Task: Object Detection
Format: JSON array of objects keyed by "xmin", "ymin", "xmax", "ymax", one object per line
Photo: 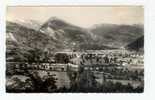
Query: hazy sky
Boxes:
[{"xmin": 7, "ymin": 6, "xmax": 143, "ymax": 28}]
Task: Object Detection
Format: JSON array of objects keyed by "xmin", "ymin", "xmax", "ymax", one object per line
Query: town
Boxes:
[{"xmin": 6, "ymin": 49, "xmax": 144, "ymax": 92}]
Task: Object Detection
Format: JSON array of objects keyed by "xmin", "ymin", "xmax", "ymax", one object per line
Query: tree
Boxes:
[
  {"xmin": 22, "ymin": 68, "xmax": 57, "ymax": 92},
  {"xmin": 27, "ymin": 48, "xmax": 43, "ymax": 62},
  {"xmin": 54, "ymin": 53, "xmax": 69, "ymax": 63},
  {"xmin": 68, "ymin": 67, "xmax": 98, "ymax": 92}
]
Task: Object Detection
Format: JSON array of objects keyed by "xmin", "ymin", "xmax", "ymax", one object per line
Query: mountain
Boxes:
[
  {"xmin": 39, "ymin": 17, "xmax": 112, "ymax": 50},
  {"xmin": 6, "ymin": 21, "xmax": 59, "ymax": 61},
  {"xmin": 6, "ymin": 17, "xmax": 144, "ymax": 61},
  {"xmin": 90, "ymin": 24, "xmax": 144, "ymax": 48},
  {"xmin": 6, "ymin": 17, "xmax": 112, "ymax": 61},
  {"xmin": 126, "ymin": 35, "xmax": 144, "ymax": 51}
]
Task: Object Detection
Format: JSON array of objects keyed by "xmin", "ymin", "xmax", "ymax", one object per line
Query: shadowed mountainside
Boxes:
[{"xmin": 126, "ymin": 35, "xmax": 144, "ymax": 51}]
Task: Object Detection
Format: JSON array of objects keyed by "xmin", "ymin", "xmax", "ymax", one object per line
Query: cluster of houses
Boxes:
[
  {"xmin": 68, "ymin": 50, "xmax": 143, "ymax": 68},
  {"xmin": 7, "ymin": 62, "xmax": 67, "ymax": 71},
  {"xmin": 8, "ymin": 49, "xmax": 144, "ymax": 72}
]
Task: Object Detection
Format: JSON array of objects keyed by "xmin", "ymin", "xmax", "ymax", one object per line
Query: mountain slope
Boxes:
[
  {"xmin": 126, "ymin": 35, "xmax": 144, "ymax": 51},
  {"xmin": 6, "ymin": 21, "xmax": 60, "ymax": 61},
  {"xmin": 39, "ymin": 17, "xmax": 112, "ymax": 50},
  {"xmin": 90, "ymin": 24, "xmax": 144, "ymax": 48}
]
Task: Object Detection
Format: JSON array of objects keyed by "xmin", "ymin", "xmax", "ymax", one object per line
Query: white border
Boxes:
[
  {"xmin": 7, "ymin": 0, "xmax": 144, "ymax": 5},
  {"xmin": 1, "ymin": 0, "xmax": 155, "ymax": 100}
]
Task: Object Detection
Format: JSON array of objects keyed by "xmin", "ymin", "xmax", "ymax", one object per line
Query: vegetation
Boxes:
[
  {"xmin": 65, "ymin": 67, "xmax": 143, "ymax": 93},
  {"xmin": 6, "ymin": 67, "xmax": 57, "ymax": 93}
]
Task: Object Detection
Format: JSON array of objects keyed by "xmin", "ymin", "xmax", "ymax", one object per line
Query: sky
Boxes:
[{"xmin": 7, "ymin": 6, "xmax": 144, "ymax": 28}]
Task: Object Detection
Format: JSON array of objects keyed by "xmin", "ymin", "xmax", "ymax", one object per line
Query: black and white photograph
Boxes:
[{"xmin": 6, "ymin": 6, "xmax": 144, "ymax": 93}]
